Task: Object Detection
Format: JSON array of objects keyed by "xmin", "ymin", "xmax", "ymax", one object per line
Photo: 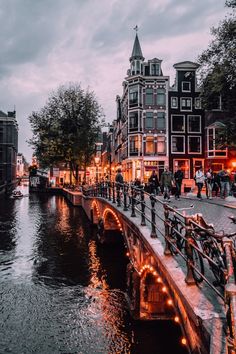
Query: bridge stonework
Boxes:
[{"xmin": 82, "ymin": 195, "xmax": 226, "ymax": 354}]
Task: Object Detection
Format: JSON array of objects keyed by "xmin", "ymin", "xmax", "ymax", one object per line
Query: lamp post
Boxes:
[{"xmin": 94, "ymin": 156, "xmax": 100, "ymax": 184}]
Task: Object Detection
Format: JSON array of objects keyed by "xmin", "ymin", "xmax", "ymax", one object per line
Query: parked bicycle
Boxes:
[
  {"xmin": 167, "ymin": 205, "xmax": 204, "ymax": 283},
  {"xmin": 193, "ymin": 220, "xmax": 236, "ymax": 287}
]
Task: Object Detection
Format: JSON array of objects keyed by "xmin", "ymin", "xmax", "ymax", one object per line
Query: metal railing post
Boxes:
[
  {"xmin": 140, "ymin": 189, "xmax": 146, "ymax": 226},
  {"xmin": 117, "ymin": 184, "xmax": 121, "ymax": 207},
  {"xmin": 164, "ymin": 204, "xmax": 171, "ymax": 255},
  {"xmin": 123, "ymin": 184, "xmax": 128, "ymax": 211},
  {"xmin": 184, "ymin": 216, "xmax": 196, "ymax": 285},
  {"xmin": 150, "ymin": 195, "xmax": 157, "ymax": 238},
  {"xmin": 131, "ymin": 186, "xmax": 136, "ymax": 217},
  {"xmin": 112, "ymin": 182, "xmax": 116, "ymax": 203},
  {"xmin": 108, "ymin": 182, "xmax": 111, "ymax": 201}
]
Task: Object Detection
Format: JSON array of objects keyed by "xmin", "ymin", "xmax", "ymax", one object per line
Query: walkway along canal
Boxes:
[{"xmin": 0, "ymin": 187, "xmax": 188, "ymax": 354}]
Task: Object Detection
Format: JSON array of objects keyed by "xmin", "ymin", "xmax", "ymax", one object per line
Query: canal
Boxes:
[{"xmin": 0, "ymin": 187, "xmax": 188, "ymax": 354}]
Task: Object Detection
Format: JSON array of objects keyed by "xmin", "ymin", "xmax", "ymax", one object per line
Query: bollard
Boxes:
[
  {"xmin": 140, "ymin": 189, "xmax": 146, "ymax": 226},
  {"xmin": 123, "ymin": 184, "xmax": 128, "ymax": 211},
  {"xmin": 184, "ymin": 216, "xmax": 196, "ymax": 285},
  {"xmin": 131, "ymin": 186, "xmax": 136, "ymax": 217},
  {"xmin": 150, "ymin": 195, "xmax": 157, "ymax": 238},
  {"xmin": 164, "ymin": 204, "xmax": 171, "ymax": 255}
]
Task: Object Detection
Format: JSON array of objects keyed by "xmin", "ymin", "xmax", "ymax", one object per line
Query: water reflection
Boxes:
[{"xmin": 0, "ymin": 188, "xmax": 188, "ymax": 354}]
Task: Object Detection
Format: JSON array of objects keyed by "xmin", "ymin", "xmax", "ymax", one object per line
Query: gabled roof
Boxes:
[
  {"xmin": 130, "ymin": 34, "xmax": 144, "ymax": 62},
  {"xmin": 173, "ymin": 61, "xmax": 200, "ymax": 70}
]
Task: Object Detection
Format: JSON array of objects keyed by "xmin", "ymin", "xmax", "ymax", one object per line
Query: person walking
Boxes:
[
  {"xmin": 174, "ymin": 167, "xmax": 184, "ymax": 200},
  {"xmin": 148, "ymin": 170, "xmax": 160, "ymax": 195},
  {"xmin": 195, "ymin": 167, "xmax": 205, "ymax": 200},
  {"xmin": 160, "ymin": 166, "xmax": 174, "ymax": 201},
  {"xmin": 205, "ymin": 168, "xmax": 214, "ymax": 199},
  {"xmin": 218, "ymin": 169, "xmax": 230, "ymax": 198}
]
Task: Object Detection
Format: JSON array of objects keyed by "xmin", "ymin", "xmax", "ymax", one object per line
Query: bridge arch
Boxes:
[
  {"xmin": 91, "ymin": 200, "xmax": 100, "ymax": 223},
  {"xmin": 102, "ymin": 207, "xmax": 123, "ymax": 232}
]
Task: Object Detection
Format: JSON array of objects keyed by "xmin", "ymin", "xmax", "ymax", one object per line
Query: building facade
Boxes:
[
  {"xmin": 0, "ymin": 110, "xmax": 18, "ymax": 192},
  {"xmin": 17, "ymin": 153, "xmax": 28, "ymax": 178},
  {"xmin": 168, "ymin": 62, "xmax": 204, "ymax": 185},
  {"xmin": 117, "ymin": 34, "xmax": 169, "ymax": 182}
]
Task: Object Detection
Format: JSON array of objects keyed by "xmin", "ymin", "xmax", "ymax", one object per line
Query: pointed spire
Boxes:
[{"xmin": 130, "ymin": 33, "xmax": 144, "ymax": 62}]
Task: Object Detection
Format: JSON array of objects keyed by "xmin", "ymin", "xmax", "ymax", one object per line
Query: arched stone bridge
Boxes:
[{"xmin": 81, "ymin": 194, "xmax": 226, "ymax": 354}]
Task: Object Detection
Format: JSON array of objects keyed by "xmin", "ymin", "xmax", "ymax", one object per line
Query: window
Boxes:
[
  {"xmin": 171, "ymin": 97, "xmax": 178, "ymax": 109},
  {"xmin": 145, "ymin": 136, "xmax": 155, "ymax": 155},
  {"xmin": 173, "ymin": 159, "xmax": 190, "ymax": 178},
  {"xmin": 195, "ymin": 98, "xmax": 201, "ymax": 109},
  {"xmin": 188, "ymin": 136, "xmax": 201, "ymax": 153},
  {"xmin": 145, "ymin": 88, "xmax": 153, "ymax": 105},
  {"xmin": 129, "ymin": 112, "xmax": 138, "ymax": 131},
  {"xmin": 129, "ymin": 85, "xmax": 138, "ymax": 106},
  {"xmin": 151, "ymin": 63, "xmax": 160, "ymax": 76},
  {"xmin": 181, "ymin": 98, "xmax": 192, "ymax": 111},
  {"xmin": 188, "ymin": 115, "xmax": 201, "ymax": 133},
  {"xmin": 157, "ymin": 136, "xmax": 165, "ymax": 153},
  {"xmin": 129, "ymin": 135, "xmax": 139, "ymax": 155},
  {"xmin": 171, "ymin": 136, "xmax": 185, "ymax": 153},
  {"xmin": 157, "ymin": 112, "xmax": 165, "ymax": 130},
  {"xmin": 207, "ymin": 127, "xmax": 227, "ymax": 157},
  {"xmin": 157, "ymin": 88, "xmax": 165, "ymax": 105},
  {"xmin": 171, "ymin": 115, "xmax": 185, "ymax": 132},
  {"xmin": 145, "ymin": 112, "xmax": 154, "ymax": 129},
  {"xmin": 182, "ymin": 82, "xmax": 191, "ymax": 92}
]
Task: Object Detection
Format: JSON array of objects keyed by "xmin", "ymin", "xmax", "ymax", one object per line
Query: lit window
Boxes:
[
  {"xmin": 129, "ymin": 135, "xmax": 139, "ymax": 155},
  {"xmin": 172, "ymin": 136, "xmax": 185, "ymax": 153},
  {"xmin": 188, "ymin": 136, "xmax": 201, "ymax": 153},
  {"xmin": 172, "ymin": 115, "xmax": 185, "ymax": 132},
  {"xmin": 188, "ymin": 115, "xmax": 201, "ymax": 133},
  {"xmin": 171, "ymin": 97, "xmax": 178, "ymax": 109},
  {"xmin": 145, "ymin": 136, "xmax": 155, "ymax": 154},
  {"xmin": 157, "ymin": 136, "xmax": 165, "ymax": 153}
]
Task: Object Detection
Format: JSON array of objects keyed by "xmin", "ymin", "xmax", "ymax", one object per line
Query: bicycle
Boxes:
[
  {"xmin": 167, "ymin": 207, "xmax": 204, "ymax": 283},
  {"xmin": 195, "ymin": 223, "xmax": 236, "ymax": 287}
]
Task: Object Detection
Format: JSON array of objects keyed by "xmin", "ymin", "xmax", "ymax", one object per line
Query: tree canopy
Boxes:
[
  {"xmin": 28, "ymin": 83, "xmax": 104, "ymax": 181},
  {"xmin": 198, "ymin": 1, "xmax": 236, "ymax": 146}
]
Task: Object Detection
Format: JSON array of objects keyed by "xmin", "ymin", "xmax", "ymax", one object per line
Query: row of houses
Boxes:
[{"xmin": 99, "ymin": 34, "xmax": 235, "ymax": 186}]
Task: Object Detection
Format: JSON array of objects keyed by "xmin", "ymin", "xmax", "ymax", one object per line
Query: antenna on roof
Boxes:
[{"xmin": 133, "ymin": 25, "xmax": 139, "ymax": 33}]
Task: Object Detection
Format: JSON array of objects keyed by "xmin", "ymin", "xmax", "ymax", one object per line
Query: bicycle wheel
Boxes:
[
  {"xmin": 191, "ymin": 240, "xmax": 204, "ymax": 283},
  {"xmin": 210, "ymin": 249, "xmax": 226, "ymax": 287},
  {"xmin": 169, "ymin": 221, "xmax": 184, "ymax": 255}
]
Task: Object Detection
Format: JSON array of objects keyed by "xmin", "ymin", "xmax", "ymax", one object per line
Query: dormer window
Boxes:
[{"xmin": 151, "ymin": 63, "xmax": 160, "ymax": 76}]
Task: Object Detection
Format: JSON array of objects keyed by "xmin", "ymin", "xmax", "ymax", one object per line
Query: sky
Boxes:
[{"xmin": 0, "ymin": 0, "xmax": 229, "ymax": 162}]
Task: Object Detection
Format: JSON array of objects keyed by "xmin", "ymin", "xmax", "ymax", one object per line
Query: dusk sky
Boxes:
[{"xmin": 0, "ymin": 0, "xmax": 229, "ymax": 162}]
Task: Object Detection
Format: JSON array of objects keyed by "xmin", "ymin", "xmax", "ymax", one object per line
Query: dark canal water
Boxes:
[{"xmin": 0, "ymin": 187, "xmax": 188, "ymax": 354}]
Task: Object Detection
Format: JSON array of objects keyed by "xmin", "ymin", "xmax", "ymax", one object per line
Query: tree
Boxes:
[
  {"xmin": 28, "ymin": 83, "xmax": 104, "ymax": 182},
  {"xmin": 198, "ymin": 1, "xmax": 236, "ymax": 146}
]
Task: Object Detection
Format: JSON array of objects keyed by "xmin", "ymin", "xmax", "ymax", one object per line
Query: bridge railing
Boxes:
[{"xmin": 85, "ymin": 181, "xmax": 236, "ymax": 352}]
